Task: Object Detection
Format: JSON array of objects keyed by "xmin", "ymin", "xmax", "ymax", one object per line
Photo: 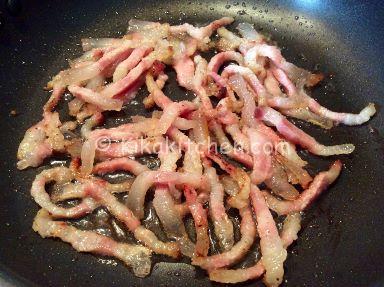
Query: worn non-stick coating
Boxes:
[{"xmin": 0, "ymin": 0, "xmax": 383, "ymax": 286}]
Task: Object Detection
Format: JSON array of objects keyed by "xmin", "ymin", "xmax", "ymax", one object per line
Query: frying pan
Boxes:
[{"xmin": 0, "ymin": 0, "xmax": 383, "ymax": 286}]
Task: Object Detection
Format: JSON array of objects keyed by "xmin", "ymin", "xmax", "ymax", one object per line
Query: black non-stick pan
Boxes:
[{"xmin": 0, "ymin": 0, "xmax": 383, "ymax": 286}]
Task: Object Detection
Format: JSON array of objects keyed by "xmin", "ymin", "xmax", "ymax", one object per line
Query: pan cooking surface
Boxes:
[{"xmin": 0, "ymin": 1, "xmax": 383, "ymax": 286}]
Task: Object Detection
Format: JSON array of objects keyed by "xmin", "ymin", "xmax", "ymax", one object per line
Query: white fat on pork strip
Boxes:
[
  {"xmin": 281, "ymin": 212, "xmax": 302, "ymax": 248},
  {"xmin": 282, "ymin": 107, "xmax": 334, "ymax": 129}
]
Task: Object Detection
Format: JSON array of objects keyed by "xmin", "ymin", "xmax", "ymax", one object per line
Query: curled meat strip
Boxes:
[
  {"xmin": 31, "ymin": 167, "xmax": 97, "ymax": 218},
  {"xmin": 305, "ymin": 94, "xmax": 376, "ymax": 126},
  {"xmin": 265, "ymin": 159, "xmax": 300, "ymax": 200},
  {"xmin": 153, "ymin": 146, "xmax": 196, "ymax": 257},
  {"xmin": 157, "ymin": 101, "xmax": 196, "ymax": 134},
  {"xmin": 251, "ymin": 184, "xmax": 287, "ymax": 286},
  {"xmin": 51, "ymin": 180, "xmax": 134, "ymax": 202},
  {"xmin": 272, "ymin": 67, "xmax": 376, "ymax": 125},
  {"xmin": 271, "ymin": 66, "xmax": 375, "ymax": 126},
  {"xmin": 33, "ymin": 209, "xmax": 152, "ymax": 278},
  {"xmin": 207, "ymin": 51, "xmax": 244, "ymax": 74},
  {"xmin": 209, "ymin": 120, "xmax": 253, "ymax": 168},
  {"xmin": 255, "ymin": 107, "xmax": 355, "ymax": 156},
  {"xmin": 93, "ymin": 157, "xmax": 149, "ymax": 175},
  {"xmin": 237, "ymin": 22, "xmax": 264, "ymax": 43},
  {"xmin": 83, "ymin": 180, "xmax": 180, "ymax": 258},
  {"xmin": 228, "ymin": 74, "xmax": 257, "ymax": 127},
  {"xmin": 95, "ymin": 136, "xmax": 164, "ymax": 160},
  {"xmin": 113, "ymin": 46, "xmax": 152, "ymax": 82},
  {"xmin": 192, "ymin": 206, "xmax": 256, "ymax": 270},
  {"xmin": 192, "ymin": 55, "xmax": 215, "ymax": 115},
  {"xmin": 126, "ymin": 171, "xmax": 209, "ymax": 219},
  {"xmin": 170, "ymin": 17, "xmax": 234, "ymax": 43},
  {"xmin": 32, "ymin": 164, "xmax": 178, "ymax": 258},
  {"xmin": 184, "ymin": 185, "xmax": 210, "ymax": 257},
  {"xmin": 68, "ymin": 85, "xmax": 123, "ymax": 111},
  {"xmin": 52, "ymin": 42, "xmax": 135, "ymax": 87},
  {"xmin": 173, "ymin": 39, "xmax": 197, "ymax": 90},
  {"xmin": 206, "ymin": 165, "xmax": 234, "ymax": 251},
  {"xmin": 224, "ymin": 65, "xmax": 269, "ymax": 106},
  {"xmin": 17, "ymin": 111, "xmax": 68, "ymax": 170},
  {"xmin": 80, "ymin": 117, "xmax": 160, "ymax": 175},
  {"xmin": 100, "ymin": 48, "xmax": 171, "ymax": 100},
  {"xmin": 143, "ymin": 72, "xmax": 168, "ymax": 108},
  {"xmin": 264, "ymin": 160, "xmax": 342, "ymax": 215},
  {"xmin": 209, "ymin": 213, "xmax": 301, "ymax": 284},
  {"xmin": 206, "ymin": 151, "xmax": 251, "ymax": 210},
  {"xmin": 281, "ymin": 212, "xmax": 302, "ymax": 248},
  {"xmin": 247, "ymin": 127, "xmax": 273, "ymax": 185},
  {"xmin": 216, "ymin": 27, "xmax": 245, "ymax": 51},
  {"xmin": 17, "ymin": 120, "xmax": 53, "ymax": 170}
]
